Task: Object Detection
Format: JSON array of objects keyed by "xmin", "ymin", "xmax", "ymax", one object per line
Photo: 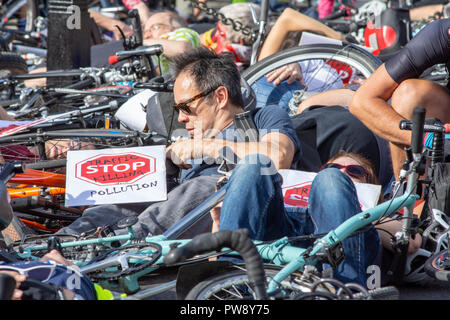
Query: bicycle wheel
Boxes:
[
  {"xmin": 242, "ymin": 43, "xmax": 381, "ymax": 113},
  {"xmin": 0, "ymin": 52, "xmax": 28, "ymax": 75},
  {"xmin": 424, "ymin": 249, "xmax": 450, "ymax": 282},
  {"xmin": 185, "ymin": 267, "xmax": 303, "ymax": 300}
]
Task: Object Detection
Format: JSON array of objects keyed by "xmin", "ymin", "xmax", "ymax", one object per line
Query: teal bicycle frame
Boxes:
[{"xmin": 12, "ymin": 154, "xmax": 421, "ymax": 298}]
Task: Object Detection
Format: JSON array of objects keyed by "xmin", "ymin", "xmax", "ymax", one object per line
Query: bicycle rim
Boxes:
[{"xmin": 185, "ymin": 267, "xmax": 302, "ymax": 300}]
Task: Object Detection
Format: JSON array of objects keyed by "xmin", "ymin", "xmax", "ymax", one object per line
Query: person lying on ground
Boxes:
[
  {"xmin": 349, "ymin": 18, "xmax": 450, "ymax": 178},
  {"xmin": 210, "ymin": 151, "xmax": 421, "ymax": 287},
  {"xmin": 56, "ymin": 46, "xmax": 302, "ymax": 239}
]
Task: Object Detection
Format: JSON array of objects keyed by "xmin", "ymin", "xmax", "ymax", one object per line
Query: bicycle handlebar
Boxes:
[
  {"xmin": 259, "ymin": 0, "xmax": 269, "ymax": 24},
  {"xmin": 108, "ymin": 45, "xmax": 163, "ymax": 65},
  {"xmin": 134, "ymin": 75, "xmax": 174, "ymax": 92},
  {"xmin": 164, "ymin": 229, "xmax": 268, "ymax": 300},
  {"xmin": 399, "ymin": 120, "xmax": 450, "ymax": 134},
  {"xmin": 129, "ymin": 9, "xmax": 143, "ymax": 48},
  {"xmin": 411, "ymin": 107, "xmax": 426, "ymax": 155}
]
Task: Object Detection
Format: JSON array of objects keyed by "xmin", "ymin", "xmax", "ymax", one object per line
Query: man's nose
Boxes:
[{"xmin": 177, "ymin": 111, "xmax": 189, "ymax": 123}]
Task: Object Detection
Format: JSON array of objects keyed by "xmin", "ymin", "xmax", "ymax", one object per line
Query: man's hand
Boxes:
[
  {"xmin": 265, "ymin": 63, "xmax": 306, "ymax": 87},
  {"xmin": 40, "ymin": 249, "xmax": 78, "ymax": 269},
  {"xmin": 166, "ymin": 139, "xmax": 209, "ymax": 169}
]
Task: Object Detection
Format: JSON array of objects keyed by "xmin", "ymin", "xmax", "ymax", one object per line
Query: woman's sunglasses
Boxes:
[
  {"xmin": 320, "ymin": 163, "xmax": 369, "ymax": 179},
  {"xmin": 172, "ymin": 86, "xmax": 218, "ymax": 115}
]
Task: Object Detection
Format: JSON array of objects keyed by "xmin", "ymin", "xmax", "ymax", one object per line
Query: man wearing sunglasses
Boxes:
[{"xmin": 57, "ymin": 46, "xmax": 301, "ymax": 241}]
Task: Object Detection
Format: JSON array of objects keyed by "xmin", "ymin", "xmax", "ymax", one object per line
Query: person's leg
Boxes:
[
  {"xmin": 132, "ymin": 174, "xmax": 221, "ymax": 239},
  {"xmin": 308, "ymin": 168, "xmax": 381, "ymax": 286},
  {"xmin": 56, "ymin": 202, "xmax": 149, "ymax": 236},
  {"xmin": 251, "ymin": 77, "xmax": 304, "ymax": 113},
  {"xmin": 56, "ymin": 177, "xmax": 182, "ymax": 236},
  {"xmin": 219, "ymin": 154, "xmax": 298, "ymax": 240},
  {"xmin": 389, "ymin": 79, "xmax": 450, "ymax": 178}
]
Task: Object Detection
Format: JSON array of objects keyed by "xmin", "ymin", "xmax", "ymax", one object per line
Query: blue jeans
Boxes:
[
  {"xmin": 251, "ymin": 77, "xmax": 304, "ymax": 113},
  {"xmin": 219, "ymin": 154, "xmax": 380, "ymax": 286}
]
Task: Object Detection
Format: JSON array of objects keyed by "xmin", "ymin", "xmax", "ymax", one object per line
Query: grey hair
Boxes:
[{"xmin": 218, "ymin": 3, "xmax": 261, "ymax": 46}]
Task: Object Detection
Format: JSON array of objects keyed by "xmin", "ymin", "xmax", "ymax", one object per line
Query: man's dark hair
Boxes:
[{"xmin": 171, "ymin": 46, "xmax": 244, "ymax": 107}]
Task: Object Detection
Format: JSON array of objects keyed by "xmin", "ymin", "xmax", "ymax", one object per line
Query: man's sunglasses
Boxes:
[
  {"xmin": 172, "ymin": 86, "xmax": 218, "ymax": 115},
  {"xmin": 320, "ymin": 163, "xmax": 369, "ymax": 179}
]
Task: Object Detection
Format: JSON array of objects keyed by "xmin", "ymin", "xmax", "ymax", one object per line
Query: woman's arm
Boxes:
[{"xmin": 258, "ymin": 7, "xmax": 344, "ymax": 61}]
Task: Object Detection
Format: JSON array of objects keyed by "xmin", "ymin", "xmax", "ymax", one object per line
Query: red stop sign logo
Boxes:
[
  {"xmin": 283, "ymin": 184, "xmax": 311, "ymax": 208},
  {"xmin": 75, "ymin": 152, "xmax": 156, "ymax": 186}
]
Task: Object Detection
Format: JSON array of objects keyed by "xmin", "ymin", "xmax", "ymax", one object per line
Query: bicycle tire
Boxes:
[
  {"xmin": 185, "ymin": 267, "xmax": 301, "ymax": 300},
  {"xmin": 242, "ymin": 43, "xmax": 381, "ymax": 111},
  {"xmin": 424, "ymin": 249, "xmax": 450, "ymax": 282},
  {"xmin": 0, "ymin": 52, "xmax": 28, "ymax": 75}
]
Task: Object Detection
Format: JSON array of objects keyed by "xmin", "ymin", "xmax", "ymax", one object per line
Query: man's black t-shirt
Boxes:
[
  {"xmin": 291, "ymin": 105, "xmax": 393, "ymax": 189},
  {"xmin": 385, "ymin": 18, "xmax": 450, "ymax": 88}
]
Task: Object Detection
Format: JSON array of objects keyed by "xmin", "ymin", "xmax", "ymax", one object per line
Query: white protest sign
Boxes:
[
  {"xmin": 279, "ymin": 169, "xmax": 381, "ymax": 211},
  {"xmin": 114, "ymin": 89, "xmax": 156, "ymax": 131},
  {"xmin": 65, "ymin": 145, "xmax": 167, "ymax": 206}
]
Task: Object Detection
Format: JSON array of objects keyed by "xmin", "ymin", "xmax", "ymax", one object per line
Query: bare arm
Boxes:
[
  {"xmin": 258, "ymin": 7, "xmax": 344, "ymax": 61},
  {"xmin": 377, "ymin": 218, "xmax": 422, "ymax": 254},
  {"xmin": 349, "ymin": 64, "xmax": 410, "ymax": 146},
  {"xmin": 296, "ymin": 88, "xmax": 355, "ymax": 114},
  {"xmin": 88, "ymin": 9, "xmax": 133, "ymax": 40},
  {"xmin": 133, "ymin": 2, "xmax": 152, "ymax": 23},
  {"xmin": 409, "ymin": 4, "xmax": 444, "ymax": 20},
  {"xmin": 167, "ymin": 131, "xmax": 296, "ymax": 170},
  {"xmin": 143, "ymin": 38, "xmax": 193, "ymax": 57}
]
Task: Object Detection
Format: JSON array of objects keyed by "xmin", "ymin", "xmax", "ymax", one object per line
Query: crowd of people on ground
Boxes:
[{"xmin": 0, "ymin": 0, "xmax": 449, "ymax": 300}]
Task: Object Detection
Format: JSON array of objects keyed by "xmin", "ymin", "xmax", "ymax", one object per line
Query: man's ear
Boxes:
[{"xmin": 214, "ymin": 86, "xmax": 229, "ymax": 110}]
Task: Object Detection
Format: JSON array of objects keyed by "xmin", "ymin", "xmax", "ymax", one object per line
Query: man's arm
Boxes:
[
  {"xmin": 349, "ymin": 64, "xmax": 410, "ymax": 146},
  {"xmin": 166, "ymin": 131, "xmax": 296, "ymax": 170}
]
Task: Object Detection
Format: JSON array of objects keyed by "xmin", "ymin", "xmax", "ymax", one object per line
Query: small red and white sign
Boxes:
[
  {"xmin": 279, "ymin": 169, "xmax": 381, "ymax": 211},
  {"xmin": 65, "ymin": 145, "xmax": 167, "ymax": 206}
]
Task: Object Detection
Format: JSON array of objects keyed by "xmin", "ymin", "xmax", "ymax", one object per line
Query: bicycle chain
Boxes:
[{"xmin": 187, "ymin": 0, "xmax": 256, "ymax": 41}]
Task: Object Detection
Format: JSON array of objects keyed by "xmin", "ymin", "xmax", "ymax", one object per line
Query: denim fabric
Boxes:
[
  {"xmin": 58, "ymin": 175, "xmax": 221, "ymax": 239},
  {"xmin": 251, "ymin": 77, "xmax": 304, "ymax": 113},
  {"xmin": 219, "ymin": 154, "xmax": 380, "ymax": 286}
]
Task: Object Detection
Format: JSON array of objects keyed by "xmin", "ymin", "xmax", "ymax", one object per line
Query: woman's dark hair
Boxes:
[{"xmin": 171, "ymin": 46, "xmax": 244, "ymax": 107}]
